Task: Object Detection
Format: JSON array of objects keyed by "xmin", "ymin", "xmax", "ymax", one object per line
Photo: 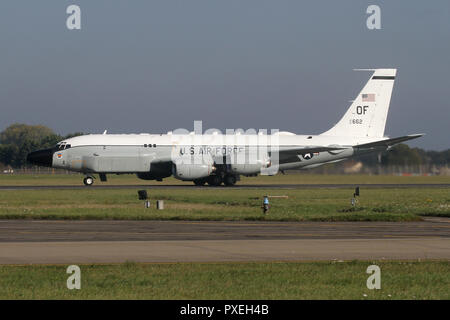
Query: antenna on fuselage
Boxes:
[{"xmin": 103, "ymin": 130, "xmax": 107, "ymax": 135}]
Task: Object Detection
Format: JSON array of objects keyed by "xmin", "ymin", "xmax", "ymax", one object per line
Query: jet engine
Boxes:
[
  {"xmin": 172, "ymin": 155, "xmax": 215, "ymax": 180},
  {"xmin": 229, "ymin": 157, "xmax": 271, "ymax": 175}
]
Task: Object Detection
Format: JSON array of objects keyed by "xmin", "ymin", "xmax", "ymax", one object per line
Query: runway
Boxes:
[
  {"xmin": 0, "ymin": 218, "xmax": 449, "ymax": 264},
  {"xmin": 1, "ymin": 219, "xmax": 450, "ymax": 242},
  {"xmin": 0, "ymin": 183, "xmax": 449, "ymax": 190}
]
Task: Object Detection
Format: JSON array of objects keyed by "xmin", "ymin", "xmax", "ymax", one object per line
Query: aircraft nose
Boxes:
[{"xmin": 27, "ymin": 148, "xmax": 54, "ymax": 167}]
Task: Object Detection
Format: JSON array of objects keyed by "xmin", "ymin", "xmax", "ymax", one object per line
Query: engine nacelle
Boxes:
[
  {"xmin": 230, "ymin": 158, "xmax": 271, "ymax": 175},
  {"xmin": 172, "ymin": 155, "xmax": 215, "ymax": 180},
  {"xmin": 173, "ymin": 163, "xmax": 215, "ymax": 180}
]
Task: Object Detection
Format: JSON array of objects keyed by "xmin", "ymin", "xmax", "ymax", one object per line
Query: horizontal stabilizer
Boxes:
[
  {"xmin": 354, "ymin": 134, "xmax": 424, "ymax": 149},
  {"xmin": 278, "ymin": 145, "xmax": 348, "ymax": 155},
  {"xmin": 275, "ymin": 146, "xmax": 349, "ymax": 164}
]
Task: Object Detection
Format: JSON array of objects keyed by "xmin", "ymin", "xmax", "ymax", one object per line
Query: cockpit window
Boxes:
[
  {"xmin": 65, "ymin": 144, "xmax": 71, "ymax": 149},
  {"xmin": 57, "ymin": 142, "xmax": 67, "ymax": 150}
]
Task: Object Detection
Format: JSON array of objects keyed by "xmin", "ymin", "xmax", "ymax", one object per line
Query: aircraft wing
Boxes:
[
  {"xmin": 274, "ymin": 146, "xmax": 349, "ymax": 164},
  {"xmin": 354, "ymin": 134, "xmax": 424, "ymax": 149}
]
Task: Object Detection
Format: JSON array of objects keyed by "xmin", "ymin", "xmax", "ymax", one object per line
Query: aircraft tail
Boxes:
[{"xmin": 321, "ymin": 69, "xmax": 397, "ymax": 138}]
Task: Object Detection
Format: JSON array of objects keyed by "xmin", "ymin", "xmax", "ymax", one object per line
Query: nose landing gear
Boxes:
[{"xmin": 83, "ymin": 176, "xmax": 94, "ymax": 186}]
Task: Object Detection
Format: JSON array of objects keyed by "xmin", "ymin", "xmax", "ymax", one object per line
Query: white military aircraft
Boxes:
[{"xmin": 27, "ymin": 69, "xmax": 422, "ymax": 186}]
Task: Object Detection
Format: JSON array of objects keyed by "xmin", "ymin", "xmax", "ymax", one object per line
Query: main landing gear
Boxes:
[
  {"xmin": 193, "ymin": 174, "xmax": 237, "ymax": 187},
  {"xmin": 208, "ymin": 175, "xmax": 222, "ymax": 186},
  {"xmin": 223, "ymin": 175, "xmax": 237, "ymax": 186},
  {"xmin": 193, "ymin": 178, "xmax": 207, "ymax": 186}
]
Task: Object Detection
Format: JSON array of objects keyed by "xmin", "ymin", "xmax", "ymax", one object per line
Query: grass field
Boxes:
[
  {"xmin": 0, "ymin": 174, "xmax": 448, "ymax": 221},
  {"xmin": 1, "ymin": 172, "xmax": 449, "ymax": 186},
  {"xmin": 0, "ymin": 186, "xmax": 449, "ymax": 222},
  {"xmin": 1, "ymin": 175, "xmax": 448, "ymax": 300},
  {"xmin": 0, "ymin": 260, "xmax": 448, "ymax": 299}
]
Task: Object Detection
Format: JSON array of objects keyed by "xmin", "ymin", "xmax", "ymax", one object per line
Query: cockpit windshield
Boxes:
[{"xmin": 55, "ymin": 142, "xmax": 71, "ymax": 150}]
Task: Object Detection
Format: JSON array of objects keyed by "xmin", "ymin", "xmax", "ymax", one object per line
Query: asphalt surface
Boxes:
[
  {"xmin": 1, "ymin": 219, "xmax": 449, "ymax": 242},
  {"xmin": 0, "ymin": 183, "xmax": 449, "ymax": 190},
  {"xmin": 0, "ymin": 218, "xmax": 449, "ymax": 264}
]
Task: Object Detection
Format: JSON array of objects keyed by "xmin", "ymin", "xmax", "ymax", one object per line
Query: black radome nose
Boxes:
[{"xmin": 27, "ymin": 148, "xmax": 53, "ymax": 167}]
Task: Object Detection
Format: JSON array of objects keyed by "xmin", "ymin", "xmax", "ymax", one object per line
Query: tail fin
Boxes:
[{"xmin": 321, "ymin": 68, "xmax": 396, "ymax": 138}]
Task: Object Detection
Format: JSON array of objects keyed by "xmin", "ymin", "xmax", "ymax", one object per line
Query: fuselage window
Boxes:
[
  {"xmin": 153, "ymin": 144, "xmax": 156, "ymax": 148},
  {"xmin": 144, "ymin": 144, "xmax": 147, "ymax": 147}
]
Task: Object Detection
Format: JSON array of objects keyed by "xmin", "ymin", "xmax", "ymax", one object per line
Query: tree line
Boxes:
[
  {"xmin": 0, "ymin": 124, "xmax": 83, "ymax": 168},
  {"xmin": 356, "ymin": 143, "xmax": 449, "ymax": 168},
  {"xmin": 0, "ymin": 123, "xmax": 448, "ymax": 169}
]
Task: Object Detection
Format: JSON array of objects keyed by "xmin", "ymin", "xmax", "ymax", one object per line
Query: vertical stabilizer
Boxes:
[{"xmin": 321, "ymin": 69, "xmax": 396, "ymax": 138}]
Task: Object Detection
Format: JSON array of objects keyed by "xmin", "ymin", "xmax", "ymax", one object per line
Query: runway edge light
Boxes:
[{"xmin": 351, "ymin": 186, "xmax": 360, "ymax": 207}]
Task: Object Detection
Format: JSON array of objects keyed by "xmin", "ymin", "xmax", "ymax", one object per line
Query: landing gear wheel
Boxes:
[
  {"xmin": 207, "ymin": 175, "xmax": 222, "ymax": 186},
  {"xmin": 224, "ymin": 175, "xmax": 237, "ymax": 186},
  {"xmin": 193, "ymin": 179, "xmax": 206, "ymax": 186},
  {"xmin": 83, "ymin": 176, "xmax": 94, "ymax": 186}
]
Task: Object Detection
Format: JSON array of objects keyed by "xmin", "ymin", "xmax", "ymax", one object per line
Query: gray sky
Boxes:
[{"xmin": 0, "ymin": 0, "xmax": 449, "ymax": 150}]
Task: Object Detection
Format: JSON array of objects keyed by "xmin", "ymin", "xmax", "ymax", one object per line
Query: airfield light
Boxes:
[
  {"xmin": 351, "ymin": 186, "xmax": 360, "ymax": 207},
  {"xmin": 262, "ymin": 196, "xmax": 270, "ymax": 214},
  {"xmin": 138, "ymin": 190, "xmax": 151, "ymax": 208},
  {"xmin": 138, "ymin": 190, "xmax": 148, "ymax": 200}
]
